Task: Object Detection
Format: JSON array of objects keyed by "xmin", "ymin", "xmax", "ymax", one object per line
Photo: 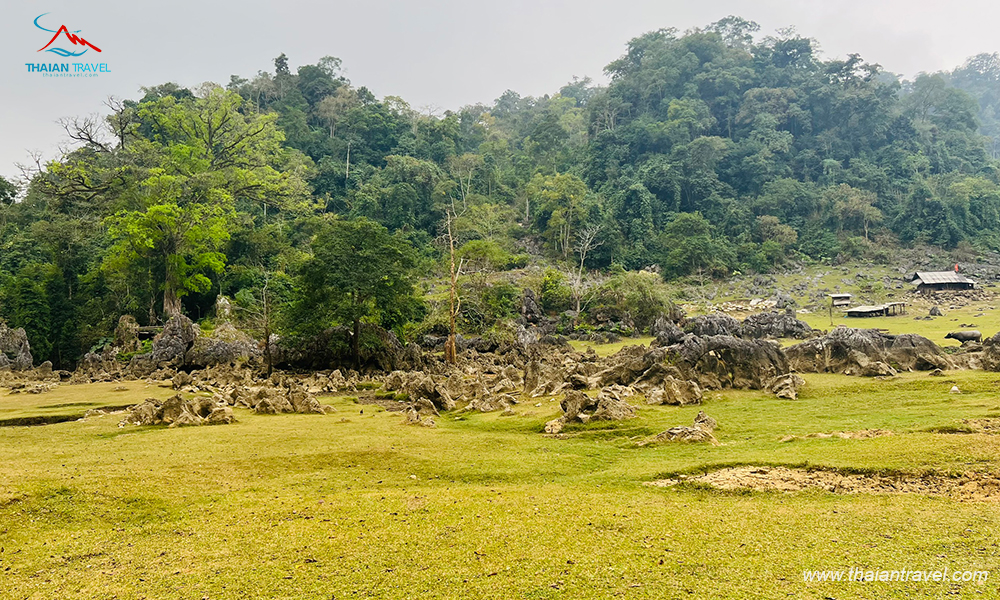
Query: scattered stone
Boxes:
[
  {"xmin": 641, "ymin": 411, "xmax": 719, "ymax": 445},
  {"xmin": 765, "ymin": 373, "xmax": 805, "ymax": 400}
]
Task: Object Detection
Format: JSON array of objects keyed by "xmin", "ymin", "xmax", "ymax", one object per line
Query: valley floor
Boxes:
[{"xmin": 2, "ymin": 371, "xmax": 1000, "ymax": 598}]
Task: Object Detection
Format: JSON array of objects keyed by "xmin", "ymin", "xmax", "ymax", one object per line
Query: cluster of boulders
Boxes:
[
  {"xmin": 543, "ymin": 387, "xmax": 640, "ymax": 434},
  {"xmin": 118, "ymin": 370, "xmax": 338, "ymax": 428},
  {"xmin": 119, "ymin": 394, "xmax": 236, "ymax": 428},
  {"xmin": 681, "ymin": 310, "xmax": 814, "ymax": 340}
]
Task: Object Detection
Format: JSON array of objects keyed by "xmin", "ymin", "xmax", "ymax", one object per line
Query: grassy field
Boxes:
[{"xmin": 3, "ymin": 371, "xmax": 1000, "ymax": 599}]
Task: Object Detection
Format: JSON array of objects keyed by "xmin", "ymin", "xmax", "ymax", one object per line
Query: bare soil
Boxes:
[{"xmin": 649, "ymin": 465, "xmax": 1000, "ymax": 501}]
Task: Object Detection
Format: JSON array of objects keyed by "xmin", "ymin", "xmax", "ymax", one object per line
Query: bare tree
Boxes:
[
  {"xmin": 572, "ymin": 224, "xmax": 603, "ymax": 314},
  {"xmin": 235, "ymin": 270, "xmax": 277, "ymax": 377},
  {"xmin": 442, "ymin": 207, "xmax": 466, "ymax": 365},
  {"xmin": 58, "ymin": 115, "xmax": 112, "ymax": 152}
]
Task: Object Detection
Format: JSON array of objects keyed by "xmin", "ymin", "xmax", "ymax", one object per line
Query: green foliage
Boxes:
[
  {"xmin": 657, "ymin": 213, "xmax": 735, "ymax": 279},
  {"xmin": 586, "ymin": 271, "xmax": 677, "ymax": 332},
  {"xmin": 540, "ymin": 269, "xmax": 573, "ymax": 313},
  {"xmin": 10, "ymin": 23, "xmax": 1000, "ymax": 366},
  {"xmin": 294, "ymin": 217, "xmax": 421, "ymax": 340},
  {"xmin": 458, "ymin": 279, "xmax": 520, "ymax": 333}
]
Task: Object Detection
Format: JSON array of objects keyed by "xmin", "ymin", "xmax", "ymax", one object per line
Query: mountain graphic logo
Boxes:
[{"xmin": 34, "ymin": 13, "xmax": 102, "ymax": 57}]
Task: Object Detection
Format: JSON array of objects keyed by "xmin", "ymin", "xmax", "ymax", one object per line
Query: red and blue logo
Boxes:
[{"xmin": 34, "ymin": 13, "xmax": 101, "ymax": 57}]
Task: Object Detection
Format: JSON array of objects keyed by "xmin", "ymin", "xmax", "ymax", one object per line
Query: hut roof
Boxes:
[{"xmin": 910, "ymin": 271, "xmax": 975, "ymax": 285}]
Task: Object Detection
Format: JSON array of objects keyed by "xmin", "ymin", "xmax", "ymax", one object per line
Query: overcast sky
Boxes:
[{"xmin": 2, "ymin": 0, "xmax": 999, "ymax": 179}]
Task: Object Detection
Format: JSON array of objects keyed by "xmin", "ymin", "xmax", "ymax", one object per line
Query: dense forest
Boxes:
[{"xmin": 5, "ymin": 16, "xmax": 1000, "ymax": 368}]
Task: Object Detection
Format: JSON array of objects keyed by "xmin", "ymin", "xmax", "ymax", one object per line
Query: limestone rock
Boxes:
[
  {"xmin": 646, "ymin": 377, "xmax": 702, "ymax": 406},
  {"xmin": 114, "ymin": 315, "xmax": 141, "ymax": 354},
  {"xmin": 765, "ymin": 373, "xmax": 805, "ymax": 400}
]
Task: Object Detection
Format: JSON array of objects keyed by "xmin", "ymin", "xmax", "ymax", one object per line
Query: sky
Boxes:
[{"xmin": 2, "ymin": 0, "xmax": 1000, "ymax": 179}]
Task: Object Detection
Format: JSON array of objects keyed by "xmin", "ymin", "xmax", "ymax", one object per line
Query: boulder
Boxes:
[
  {"xmin": 287, "ymin": 384, "xmax": 325, "ymax": 414},
  {"xmin": 693, "ymin": 410, "xmax": 717, "ymax": 431},
  {"xmin": 977, "ymin": 332, "xmax": 1000, "ymax": 372},
  {"xmin": 13, "ymin": 341, "xmax": 32, "ymax": 371},
  {"xmin": 560, "ymin": 390, "xmax": 597, "ymax": 422},
  {"xmin": 765, "ymin": 373, "xmax": 805, "ymax": 400},
  {"xmin": 0, "ymin": 323, "xmax": 31, "ymax": 370},
  {"xmin": 113, "ymin": 315, "xmax": 141, "ymax": 354},
  {"xmin": 160, "ymin": 394, "xmax": 201, "ymax": 425},
  {"xmin": 152, "ymin": 315, "xmax": 199, "ymax": 364},
  {"xmin": 684, "ymin": 314, "xmax": 740, "ymax": 337},
  {"xmin": 403, "ymin": 407, "xmax": 436, "ymax": 427},
  {"xmin": 786, "ymin": 328, "xmax": 950, "ymax": 375},
  {"xmin": 930, "ymin": 306, "xmax": 943, "ymax": 316},
  {"xmin": 206, "ymin": 406, "xmax": 236, "ymax": 425},
  {"xmin": 645, "ymin": 377, "xmax": 702, "ymax": 406},
  {"xmin": 650, "ymin": 316, "xmax": 685, "ymax": 346},
  {"xmin": 119, "ymin": 398, "xmax": 162, "ymax": 427},
  {"xmin": 738, "ymin": 311, "xmax": 813, "ymax": 340},
  {"xmin": 520, "ymin": 288, "xmax": 543, "ymax": 324},
  {"xmin": 666, "ymin": 335, "xmax": 789, "ymax": 390},
  {"xmin": 543, "ymin": 418, "xmax": 565, "ymax": 434},
  {"xmin": 465, "ymin": 394, "xmax": 516, "ymax": 413},
  {"xmin": 644, "ymin": 411, "xmax": 719, "ymax": 445},
  {"xmin": 590, "ymin": 386, "xmax": 638, "ymax": 421},
  {"xmin": 184, "ymin": 322, "xmax": 259, "ymax": 368},
  {"xmin": 172, "ymin": 371, "xmax": 194, "ymax": 390}
]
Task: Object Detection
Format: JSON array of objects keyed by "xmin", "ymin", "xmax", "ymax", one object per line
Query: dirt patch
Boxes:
[
  {"xmin": 352, "ymin": 393, "xmax": 411, "ymax": 412},
  {"xmin": 648, "ymin": 466, "xmax": 1000, "ymax": 502},
  {"xmin": 779, "ymin": 429, "xmax": 893, "ymax": 442},
  {"xmin": 963, "ymin": 418, "xmax": 1000, "ymax": 433}
]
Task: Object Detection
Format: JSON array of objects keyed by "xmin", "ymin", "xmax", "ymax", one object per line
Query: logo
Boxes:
[
  {"xmin": 34, "ymin": 13, "xmax": 101, "ymax": 57},
  {"xmin": 26, "ymin": 13, "xmax": 109, "ymax": 77}
]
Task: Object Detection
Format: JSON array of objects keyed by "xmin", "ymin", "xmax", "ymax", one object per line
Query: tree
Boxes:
[
  {"xmin": 658, "ymin": 212, "xmax": 733, "ymax": 280},
  {"xmin": 234, "ymin": 269, "xmax": 287, "ymax": 377},
  {"xmin": 572, "ymin": 224, "xmax": 603, "ymax": 313},
  {"xmin": 106, "ymin": 203, "xmax": 230, "ymax": 318},
  {"xmin": 298, "ymin": 218, "xmax": 418, "ymax": 369}
]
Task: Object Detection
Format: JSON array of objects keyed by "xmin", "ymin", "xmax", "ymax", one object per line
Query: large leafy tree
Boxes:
[
  {"xmin": 296, "ymin": 218, "xmax": 419, "ymax": 368},
  {"xmin": 101, "ymin": 86, "xmax": 310, "ymax": 318}
]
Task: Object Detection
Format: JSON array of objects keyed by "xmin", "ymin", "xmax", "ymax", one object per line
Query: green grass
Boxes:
[
  {"xmin": 568, "ymin": 336, "xmax": 655, "ymax": 356},
  {"xmin": 3, "ymin": 372, "xmax": 1000, "ymax": 598},
  {"xmin": 0, "ymin": 381, "xmax": 175, "ymax": 422}
]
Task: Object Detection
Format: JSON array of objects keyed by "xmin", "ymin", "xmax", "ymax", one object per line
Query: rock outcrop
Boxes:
[
  {"xmin": 0, "ymin": 322, "xmax": 32, "ymax": 371},
  {"xmin": 119, "ymin": 394, "xmax": 236, "ymax": 428},
  {"xmin": 786, "ymin": 327, "xmax": 951, "ymax": 375},
  {"xmin": 184, "ymin": 322, "xmax": 259, "ymax": 368},
  {"xmin": 738, "ymin": 311, "xmax": 813, "ymax": 340}
]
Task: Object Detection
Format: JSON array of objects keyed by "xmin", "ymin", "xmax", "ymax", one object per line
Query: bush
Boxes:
[
  {"xmin": 587, "ymin": 271, "xmax": 678, "ymax": 332},
  {"xmin": 456, "ymin": 240, "xmax": 524, "ymax": 271},
  {"xmin": 540, "ymin": 269, "xmax": 573, "ymax": 313},
  {"xmin": 458, "ymin": 279, "xmax": 520, "ymax": 333}
]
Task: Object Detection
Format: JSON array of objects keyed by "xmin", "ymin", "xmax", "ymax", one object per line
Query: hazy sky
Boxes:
[{"xmin": 2, "ymin": 0, "xmax": 999, "ymax": 179}]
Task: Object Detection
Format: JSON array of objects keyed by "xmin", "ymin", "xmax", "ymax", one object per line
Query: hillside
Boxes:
[{"xmin": 5, "ymin": 16, "xmax": 1000, "ymax": 367}]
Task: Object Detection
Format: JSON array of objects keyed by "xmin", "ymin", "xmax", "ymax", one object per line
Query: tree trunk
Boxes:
[
  {"xmin": 445, "ymin": 213, "xmax": 458, "ymax": 365},
  {"xmin": 352, "ymin": 317, "xmax": 361, "ymax": 371},
  {"xmin": 163, "ymin": 284, "xmax": 182, "ymax": 319}
]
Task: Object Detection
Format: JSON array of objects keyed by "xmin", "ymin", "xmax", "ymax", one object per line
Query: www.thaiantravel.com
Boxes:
[
  {"xmin": 24, "ymin": 63, "xmax": 110, "ymax": 77},
  {"xmin": 804, "ymin": 566, "xmax": 989, "ymax": 583}
]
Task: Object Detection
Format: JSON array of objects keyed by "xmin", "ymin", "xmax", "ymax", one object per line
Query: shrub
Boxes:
[{"xmin": 540, "ymin": 269, "xmax": 573, "ymax": 313}]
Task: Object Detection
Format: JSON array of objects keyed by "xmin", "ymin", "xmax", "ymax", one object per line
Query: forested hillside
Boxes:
[{"xmin": 5, "ymin": 16, "xmax": 1000, "ymax": 367}]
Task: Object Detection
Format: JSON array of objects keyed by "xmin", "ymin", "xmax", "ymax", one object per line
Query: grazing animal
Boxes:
[{"xmin": 945, "ymin": 330, "xmax": 982, "ymax": 344}]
